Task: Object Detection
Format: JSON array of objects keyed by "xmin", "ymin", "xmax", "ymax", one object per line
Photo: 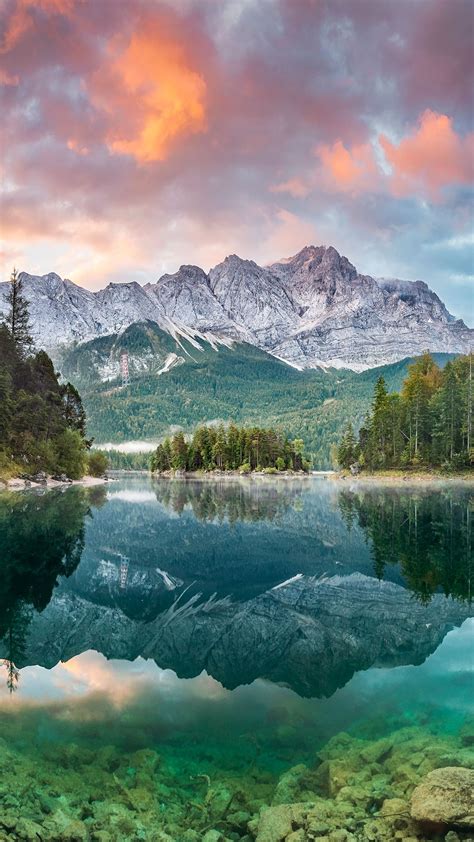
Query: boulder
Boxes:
[
  {"xmin": 256, "ymin": 803, "xmax": 308, "ymax": 841},
  {"xmin": 410, "ymin": 766, "xmax": 474, "ymax": 829},
  {"xmin": 52, "ymin": 473, "xmax": 72, "ymax": 483},
  {"xmin": 31, "ymin": 471, "xmax": 48, "ymax": 484}
]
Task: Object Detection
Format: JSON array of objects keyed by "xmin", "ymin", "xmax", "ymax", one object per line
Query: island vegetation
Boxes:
[
  {"xmin": 337, "ymin": 352, "xmax": 473, "ymax": 474},
  {"xmin": 151, "ymin": 424, "xmax": 311, "ymax": 474},
  {"xmin": 0, "ymin": 269, "xmax": 103, "ymax": 482}
]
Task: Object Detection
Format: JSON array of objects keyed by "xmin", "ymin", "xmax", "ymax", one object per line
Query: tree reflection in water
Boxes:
[
  {"xmin": 152, "ymin": 477, "xmax": 306, "ymax": 523},
  {"xmin": 0, "ymin": 486, "xmax": 107, "ymax": 691},
  {"xmin": 338, "ymin": 488, "xmax": 472, "ymax": 603}
]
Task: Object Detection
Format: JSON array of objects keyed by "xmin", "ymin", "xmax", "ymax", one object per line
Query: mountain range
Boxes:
[{"xmin": 0, "ymin": 245, "xmax": 471, "ymax": 371}]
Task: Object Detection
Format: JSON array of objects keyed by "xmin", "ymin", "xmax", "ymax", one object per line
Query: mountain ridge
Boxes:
[{"xmin": 0, "ymin": 245, "xmax": 471, "ymax": 371}]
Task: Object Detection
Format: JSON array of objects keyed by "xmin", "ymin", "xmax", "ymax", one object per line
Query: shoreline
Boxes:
[
  {"xmin": 335, "ymin": 470, "xmax": 474, "ymax": 486},
  {"xmin": 1, "ymin": 475, "xmax": 109, "ymax": 492},
  {"xmin": 150, "ymin": 469, "xmax": 321, "ymax": 481},
  {"xmin": 149, "ymin": 468, "xmax": 474, "ymax": 485}
]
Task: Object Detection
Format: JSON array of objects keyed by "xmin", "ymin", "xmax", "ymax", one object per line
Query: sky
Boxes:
[{"xmin": 0, "ymin": 0, "xmax": 473, "ymax": 324}]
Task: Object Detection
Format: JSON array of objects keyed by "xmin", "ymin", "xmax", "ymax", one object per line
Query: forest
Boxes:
[
  {"xmin": 60, "ymin": 322, "xmax": 455, "ymax": 469},
  {"xmin": 0, "ymin": 270, "xmax": 95, "ymax": 480},
  {"xmin": 337, "ymin": 352, "xmax": 473, "ymax": 471},
  {"xmin": 151, "ymin": 424, "xmax": 310, "ymax": 473}
]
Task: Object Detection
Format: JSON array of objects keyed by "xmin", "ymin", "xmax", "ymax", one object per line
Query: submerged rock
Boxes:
[
  {"xmin": 255, "ymin": 803, "xmax": 309, "ymax": 841},
  {"xmin": 410, "ymin": 767, "xmax": 474, "ymax": 829}
]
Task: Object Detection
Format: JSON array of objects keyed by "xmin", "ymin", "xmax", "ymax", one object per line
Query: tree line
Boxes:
[
  {"xmin": 151, "ymin": 424, "xmax": 310, "ymax": 473},
  {"xmin": 0, "ymin": 269, "xmax": 103, "ymax": 479},
  {"xmin": 338, "ymin": 352, "xmax": 473, "ymax": 471}
]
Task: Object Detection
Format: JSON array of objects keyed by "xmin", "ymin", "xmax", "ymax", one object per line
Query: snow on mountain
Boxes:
[{"xmin": 0, "ymin": 246, "xmax": 472, "ymax": 371}]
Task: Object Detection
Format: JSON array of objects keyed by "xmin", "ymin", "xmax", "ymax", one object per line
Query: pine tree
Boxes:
[
  {"xmin": 337, "ymin": 423, "xmax": 357, "ymax": 469},
  {"xmin": 434, "ymin": 361, "xmax": 462, "ymax": 463},
  {"xmin": 5, "ymin": 268, "xmax": 33, "ymax": 357},
  {"xmin": 369, "ymin": 376, "xmax": 390, "ymax": 467},
  {"xmin": 401, "ymin": 353, "xmax": 441, "ymax": 462},
  {"xmin": 62, "ymin": 382, "xmax": 88, "ymax": 440},
  {"xmin": 171, "ymin": 432, "xmax": 188, "ymax": 470}
]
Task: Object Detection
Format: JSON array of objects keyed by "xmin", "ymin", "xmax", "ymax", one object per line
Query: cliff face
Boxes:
[{"xmin": 1, "ymin": 245, "xmax": 471, "ymax": 370}]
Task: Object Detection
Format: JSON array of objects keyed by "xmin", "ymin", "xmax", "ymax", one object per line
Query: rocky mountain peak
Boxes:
[
  {"xmin": 2, "ymin": 246, "xmax": 472, "ymax": 370},
  {"xmin": 157, "ymin": 265, "xmax": 209, "ymax": 287}
]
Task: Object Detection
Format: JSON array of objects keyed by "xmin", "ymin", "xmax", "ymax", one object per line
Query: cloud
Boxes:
[
  {"xmin": 0, "ymin": 0, "xmax": 77, "ymax": 54},
  {"xmin": 262, "ymin": 209, "xmax": 317, "ymax": 262},
  {"xmin": 88, "ymin": 21, "xmax": 208, "ymax": 163},
  {"xmin": 271, "ymin": 178, "xmax": 311, "ymax": 199},
  {"xmin": 380, "ymin": 110, "xmax": 474, "ymax": 200},
  {"xmin": 0, "ymin": 0, "xmax": 472, "ymax": 324},
  {"xmin": 315, "ymin": 140, "xmax": 379, "ymax": 195}
]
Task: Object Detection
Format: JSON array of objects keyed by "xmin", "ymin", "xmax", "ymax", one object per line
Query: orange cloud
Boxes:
[
  {"xmin": 67, "ymin": 138, "xmax": 88, "ymax": 156},
  {"xmin": 316, "ymin": 139, "xmax": 378, "ymax": 194},
  {"xmin": 89, "ymin": 27, "xmax": 207, "ymax": 164},
  {"xmin": 0, "ymin": 0, "xmax": 76, "ymax": 53},
  {"xmin": 380, "ymin": 110, "xmax": 474, "ymax": 199}
]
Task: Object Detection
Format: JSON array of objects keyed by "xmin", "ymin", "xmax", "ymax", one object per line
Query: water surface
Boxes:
[{"xmin": 0, "ymin": 476, "xmax": 472, "ymax": 840}]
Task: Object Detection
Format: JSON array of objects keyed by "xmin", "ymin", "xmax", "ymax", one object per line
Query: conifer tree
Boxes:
[
  {"xmin": 5, "ymin": 268, "xmax": 33, "ymax": 357},
  {"xmin": 434, "ymin": 361, "xmax": 462, "ymax": 462},
  {"xmin": 369, "ymin": 376, "xmax": 390, "ymax": 467},
  {"xmin": 337, "ymin": 423, "xmax": 357, "ymax": 469}
]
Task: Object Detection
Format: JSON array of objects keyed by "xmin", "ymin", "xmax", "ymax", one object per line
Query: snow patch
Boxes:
[{"xmin": 156, "ymin": 352, "xmax": 184, "ymax": 375}]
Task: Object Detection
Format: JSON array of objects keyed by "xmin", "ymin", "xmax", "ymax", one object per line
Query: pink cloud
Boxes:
[
  {"xmin": 380, "ymin": 110, "xmax": 474, "ymax": 200},
  {"xmin": 270, "ymin": 178, "xmax": 311, "ymax": 199},
  {"xmin": 315, "ymin": 140, "xmax": 379, "ymax": 195},
  {"xmin": 0, "ymin": 0, "xmax": 77, "ymax": 54}
]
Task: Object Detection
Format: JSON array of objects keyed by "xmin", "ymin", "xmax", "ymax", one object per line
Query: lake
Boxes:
[{"xmin": 0, "ymin": 476, "xmax": 472, "ymax": 841}]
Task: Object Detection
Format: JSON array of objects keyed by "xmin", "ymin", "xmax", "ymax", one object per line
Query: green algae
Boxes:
[
  {"xmin": 0, "ymin": 660, "xmax": 472, "ymax": 841},
  {"xmin": 0, "ymin": 714, "xmax": 472, "ymax": 840}
]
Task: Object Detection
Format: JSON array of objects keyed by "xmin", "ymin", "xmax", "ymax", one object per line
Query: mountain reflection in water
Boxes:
[{"xmin": 0, "ymin": 477, "xmax": 472, "ymax": 697}]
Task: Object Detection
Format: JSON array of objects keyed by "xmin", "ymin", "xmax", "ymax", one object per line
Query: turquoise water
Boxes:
[{"xmin": 0, "ymin": 477, "xmax": 472, "ymax": 840}]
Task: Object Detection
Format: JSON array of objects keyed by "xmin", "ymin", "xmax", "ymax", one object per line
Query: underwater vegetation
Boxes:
[{"xmin": 0, "ymin": 700, "xmax": 472, "ymax": 841}]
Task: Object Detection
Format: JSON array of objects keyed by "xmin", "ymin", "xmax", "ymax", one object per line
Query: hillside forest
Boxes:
[
  {"xmin": 338, "ymin": 353, "xmax": 473, "ymax": 471},
  {"xmin": 0, "ymin": 270, "xmax": 96, "ymax": 480}
]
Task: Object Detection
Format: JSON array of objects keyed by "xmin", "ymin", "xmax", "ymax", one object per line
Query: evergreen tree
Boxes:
[
  {"xmin": 150, "ymin": 424, "xmax": 310, "ymax": 473},
  {"xmin": 62, "ymin": 382, "xmax": 88, "ymax": 440},
  {"xmin": 212, "ymin": 424, "xmax": 227, "ymax": 469},
  {"xmin": 0, "ymin": 326, "xmax": 88, "ymax": 477},
  {"xmin": 5, "ymin": 268, "xmax": 33, "ymax": 357},
  {"xmin": 368, "ymin": 376, "xmax": 390, "ymax": 468},
  {"xmin": 339, "ymin": 353, "xmax": 473, "ymax": 472},
  {"xmin": 171, "ymin": 432, "xmax": 188, "ymax": 469},
  {"xmin": 401, "ymin": 353, "xmax": 441, "ymax": 462},
  {"xmin": 337, "ymin": 423, "xmax": 357, "ymax": 469},
  {"xmin": 433, "ymin": 361, "xmax": 463, "ymax": 462}
]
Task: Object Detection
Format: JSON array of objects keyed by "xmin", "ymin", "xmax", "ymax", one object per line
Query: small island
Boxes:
[{"xmin": 150, "ymin": 424, "xmax": 311, "ymax": 476}]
